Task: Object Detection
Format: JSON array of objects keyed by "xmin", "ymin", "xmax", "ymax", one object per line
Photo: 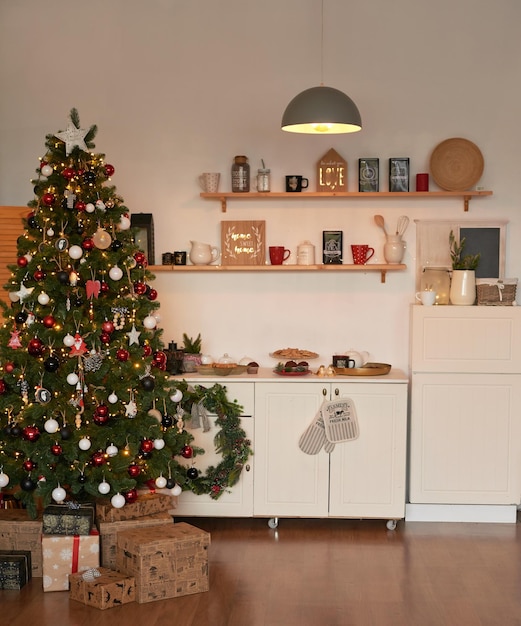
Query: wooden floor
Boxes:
[{"xmin": 3, "ymin": 516, "xmax": 521, "ymax": 626}]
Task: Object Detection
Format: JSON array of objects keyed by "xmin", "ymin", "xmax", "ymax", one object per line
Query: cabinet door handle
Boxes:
[
  {"xmin": 322, "ymin": 388, "xmax": 327, "ymax": 396},
  {"xmin": 334, "ymin": 388, "xmax": 339, "ymax": 396},
  {"xmin": 245, "ymin": 464, "xmax": 251, "ymax": 472}
]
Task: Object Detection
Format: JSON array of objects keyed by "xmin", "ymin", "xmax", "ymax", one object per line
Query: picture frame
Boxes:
[
  {"xmin": 389, "ymin": 158, "xmax": 409, "ymax": 192},
  {"xmin": 359, "ymin": 158, "xmax": 379, "ymax": 192},
  {"xmin": 130, "ymin": 213, "xmax": 155, "ymax": 265},
  {"xmin": 322, "ymin": 230, "xmax": 343, "ymax": 264}
]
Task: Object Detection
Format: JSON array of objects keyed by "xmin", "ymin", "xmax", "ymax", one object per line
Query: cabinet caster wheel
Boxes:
[
  {"xmin": 386, "ymin": 519, "xmax": 397, "ymax": 530},
  {"xmin": 268, "ymin": 517, "xmax": 279, "ymax": 529}
]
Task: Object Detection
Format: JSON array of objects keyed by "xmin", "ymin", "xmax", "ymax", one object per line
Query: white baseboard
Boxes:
[{"xmin": 405, "ymin": 503, "xmax": 517, "ymax": 524}]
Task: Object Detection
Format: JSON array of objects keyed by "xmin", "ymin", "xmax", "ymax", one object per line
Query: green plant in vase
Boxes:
[
  {"xmin": 449, "ymin": 230, "xmax": 480, "ymax": 270},
  {"xmin": 182, "ymin": 333, "xmax": 202, "ymax": 372},
  {"xmin": 449, "ymin": 230, "xmax": 480, "ymax": 305}
]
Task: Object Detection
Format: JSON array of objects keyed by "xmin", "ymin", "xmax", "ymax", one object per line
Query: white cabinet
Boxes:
[
  {"xmin": 174, "ymin": 382, "xmax": 254, "ymax": 517},
  {"xmin": 253, "ymin": 379, "xmax": 408, "ymax": 522},
  {"xmin": 408, "ymin": 306, "xmax": 521, "ymax": 522}
]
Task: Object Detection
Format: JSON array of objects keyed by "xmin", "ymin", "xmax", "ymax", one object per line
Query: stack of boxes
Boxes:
[{"xmin": 0, "ymin": 492, "xmax": 210, "ymax": 610}]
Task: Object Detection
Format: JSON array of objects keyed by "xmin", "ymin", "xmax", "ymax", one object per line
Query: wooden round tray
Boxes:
[
  {"xmin": 333, "ymin": 362, "xmax": 391, "ymax": 376},
  {"xmin": 429, "ymin": 137, "xmax": 484, "ymax": 191}
]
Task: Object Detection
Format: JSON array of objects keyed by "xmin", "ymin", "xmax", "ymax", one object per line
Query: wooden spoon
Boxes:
[{"xmin": 374, "ymin": 214, "xmax": 388, "ymax": 235}]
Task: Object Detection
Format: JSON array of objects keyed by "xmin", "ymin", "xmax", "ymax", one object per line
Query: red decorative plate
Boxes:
[{"xmin": 274, "ymin": 369, "xmax": 310, "ymax": 377}]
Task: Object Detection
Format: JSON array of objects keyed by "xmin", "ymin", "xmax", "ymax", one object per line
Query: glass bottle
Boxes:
[
  {"xmin": 256, "ymin": 168, "xmax": 271, "ymax": 192},
  {"xmin": 231, "ymin": 155, "xmax": 250, "ymax": 192}
]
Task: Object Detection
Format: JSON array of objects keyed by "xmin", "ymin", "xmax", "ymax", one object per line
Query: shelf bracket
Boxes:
[
  {"xmin": 380, "ymin": 270, "xmax": 387, "ymax": 284},
  {"xmin": 218, "ymin": 197, "xmax": 227, "ymax": 212},
  {"xmin": 464, "ymin": 196, "xmax": 470, "ymax": 212}
]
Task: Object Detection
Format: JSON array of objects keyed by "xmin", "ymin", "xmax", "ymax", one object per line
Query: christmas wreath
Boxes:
[{"xmin": 172, "ymin": 381, "xmax": 253, "ymax": 499}]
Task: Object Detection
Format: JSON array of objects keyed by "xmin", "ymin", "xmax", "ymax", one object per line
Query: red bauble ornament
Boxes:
[
  {"xmin": 33, "ymin": 269, "xmax": 46, "ymax": 281},
  {"xmin": 104, "ymin": 164, "xmax": 115, "ymax": 177},
  {"xmin": 147, "ymin": 289, "xmax": 158, "ymax": 301},
  {"xmin": 62, "ymin": 167, "xmax": 75, "ymax": 180},
  {"xmin": 5, "ymin": 362, "xmax": 15, "ymax": 374},
  {"xmin": 75, "ymin": 200, "xmax": 86, "ymax": 212},
  {"xmin": 100, "ymin": 281, "xmax": 110, "ymax": 294},
  {"xmin": 0, "ymin": 380, "xmax": 6, "ymax": 394},
  {"xmin": 82, "ymin": 237, "xmax": 94, "ymax": 251},
  {"xmin": 23, "ymin": 459, "xmax": 36, "ymax": 472},
  {"xmin": 140, "ymin": 439, "xmax": 154, "ymax": 453},
  {"xmin": 51, "ymin": 443, "xmax": 62, "ymax": 456},
  {"xmin": 181, "ymin": 445, "xmax": 193, "ymax": 459},
  {"xmin": 145, "ymin": 478, "xmax": 156, "ymax": 492},
  {"xmin": 101, "ymin": 320, "xmax": 115, "ymax": 334},
  {"xmin": 42, "ymin": 314, "xmax": 56, "ymax": 328},
  {"xmin": 93, "ymin": 413, "xmax": 110, "ymax": 426},
  {"xmin": 28, "ymin": 338, "xmax": 44, "ymax": 356},
  {"xmin": 143, "ymin": 344, "xmax": 152, "ymax": 357},
  {"xmin": 124, "ymin": 488, "xmax": 138, "ymax": 504},
  {"xmin": 152, "ymin": 351, "xmax": 167, "ymax": 371},
  {"xmin": 116, "ymin": 349, "xmax": 129, "ymax": 362},
  {"xmin": 91, "ymin": 451, "xmax": 106, "ymax": 466},
  {"xmin": 100, "ymin": 332, "xmax": 111, "ymax": 345},
  {"xmin": 17, "ymin": 256, "xmax": 28, "ymax": 268},
  {"xmin": 211, "ymin": 484, "xmax": 221, "ymax": 494},
  {"xmin": 42, "ymin": 192, "xmax": 55, "ymax": 206},
  {"xmin": 96, "ymin": 404, "xmax": 109, "ymax": 417},
  {"xmin": 133, "ymin": 281, "xmax": 147, "ymax": 295},
  {"xmin": 22, "ymin": 425, "xmax": 40, "ymax": 442},
  {"xmin": 127, "ymin": 463, "xmax": 140, "ymax": 478},
  {"xmin": 134, "ymin": 252, "xmax": 146, "ymax": 266}
]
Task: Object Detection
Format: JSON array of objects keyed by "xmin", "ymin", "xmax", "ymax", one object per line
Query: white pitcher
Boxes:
[{"xmin": 189, "ymin": 241, "xmax": 220, "ymax": 265}]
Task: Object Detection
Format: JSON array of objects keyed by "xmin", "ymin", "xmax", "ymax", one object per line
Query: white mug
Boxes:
[
  {"xmin": 416, "ymin": 290, "xmax": 436, "ymax": 306},
  {"xmin": 199, "ymin": 172, "xmax": 220, "ymax": 193}
]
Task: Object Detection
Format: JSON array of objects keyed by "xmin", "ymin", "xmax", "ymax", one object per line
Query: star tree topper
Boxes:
[{"xmin": 55, "ymin": 122, "xmax": 89, "ymax": 155}]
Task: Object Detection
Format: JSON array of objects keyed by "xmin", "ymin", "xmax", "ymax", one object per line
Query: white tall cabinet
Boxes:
[{"xmin": 408, "ymin": 305, "xmax": 521, "ymax": 523}]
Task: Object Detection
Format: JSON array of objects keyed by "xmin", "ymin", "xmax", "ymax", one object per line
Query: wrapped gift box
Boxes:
[
  {"xmin": 116, "ymin": 522, "xmax": 210, "ymax": 603},
  {"xmin": 42, "ymin": 532, "xmax": 99, "ymax": 592},
  {"xmin": 95, "ymin": 493, "xmax": 176, "ymax": 523},
  {"xmin": 0, "ymin": 509, "xmax": 43, "ymax": 577},
  {"xmin": 97, "ymin": 511, "xmax": 173, "ymax": 569},
  {"xmin": 43, "ymin": 503, "xmax": 95, "ymax": 536},
  {"xmin": 69, "ymin": 566, "xmax": 135, "ymax": 609},
  {"xmin": 0, "ymin": 550, "xmax": 32, "ymax": 589}
]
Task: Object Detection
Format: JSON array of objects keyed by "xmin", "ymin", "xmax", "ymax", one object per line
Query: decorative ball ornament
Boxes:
[
  {"xmin": 140, "ymin": 439, "xmax": 154, "ymax": 453},
  {"xmin": 127, "ymin": 464, "xmax": 140, "ymax": 478},
  {"xmin": 78, "ymin": 437, "xmax": 91, "ymax": 451},
  {"xmin": 181, "ymin": 445, "xmax": 193, "ymax": 459},
  {"xmin": 170, "ymin": 389, "xmax": 183, "ymax": 403},
  {"xmin": 51, "ymin": 443, "xmax": 63, "ymax": 456},
  {"xmin": 78, "ymin": 473, "xmax": 87, "ymax": 484},
  {"xmin": 44, "ymin": 356, "xmax": 60, "ymax": 372},
  {"xmin": 100, "ymin": 332, "xmax": 111, "ymax": 345},
  {"xmin": 161, "ymin": 414, "xmax": 173, "ymax": 427},
  {"xmin": 187, "ymin": 467, "xmax": 199, "ymax": 480},
  {"xmin": 0, "ymin": 380, "xmax": 6, "ymax": 395},
  {"xmin": 116, "ymin": 349, "xmax": 129, "ymax": 362},
  {"xmin": 124, "ymin": 488, "xmax": 138, "ymax": 504},
  {"xmin": 95, "ymin": 199, "xmax": 106, "ymax": 211},
  {"xmin": 102, "ymin": 320, "xmax": 115, "ymax": 334},
  {"xmin": 20, "ymin": 476, "xmax": 37, "ymax": 491},
  {"xmin": 62, "ymin": 167, "xmax": 75, "ymax": 180},
  {"xmin": 60, "ymin": 425, "xmax": 72, "ymax": 440},
  {"xmin": 15, "ymin": 311, "xmax": 28, "ymax": 324},
  {"xmin": 0, "ymin": 471, "xmax": 9, "ymax": 488},
  {"xmin": 52, "ymin": 485, "xmax": 67, "ymax": 503},
  {"xmin": 86, "ymin": 202, "xmax": 95, "ymax": 213},
  {"xmin": 147, "ymin": 289, "xmax": 158, "ymax": 301},
  {"xmin": 133, "ymin": 281, "xmax": 147, "ymax": 295},
  {"xmin": 155, "ymin": 475, "xmax": 167, "ymax": 489},
  {"xmin": 111, "ymin": 239, "xmax": 123, "ymax": 252},
  {"xmin": 82, "ymin": 237, "xmax": 94, "ymax": 251},
  {"xmin": 106, "ymin": 443, "xmax": 118, "ymax": 457},
  {"xmin": 5, "ymin": 362, "xmax": 14, "ymax": 374},
  {"xmin": 28, "ymin": 212, "xmax": 38, "ymax": 229},
  {"xmin": 22, "ymin": 460, "xmax": 36, "ymax": 472},
  {"xmin": 141, "ymin": 376, "xmax": 155, "ymax": 391},
  {"xmin": 43, "ymin": 314, "xmax": 56, "ymax": 328},
  {"xmin": 83, "ymin": 171, "xmax": 96, "ymax": 184},
  {"xmin": 42, "ymin": 192, "xmax": 55, "ymax": 206},
  {"xmin": 108, "ymin": 392, "xmax": 118, "ymax": 404},
  {"xmin": 41, "ymin": 164, "xmax": 53, "ymax": 177},
  {"xmin": 9, "ymin": 291, "xmax": 20, "ymax": 303},
  {"xmin": 68, "ymin": 245, "xmax": 83, "ymax": 260},
  {"xmin": 28, "ymin": 337, "xmax": 44, "ymax": 356},
  {"xmin": 165, "ymin": 477, "xmax": 176, "ymax": 489},
  {"xmin": 143, "ymin": 315, "xmax": 157, "ymax": 330},
  {"xmin": 57, "ymin": 270, "xmax": 70, "ymax": 285},
  {"xmin": 153, "ymin": 438, "xmax": 165, "ymax": 450},
  {"xmin": 111, "ymin": 493, "xmax": 125, "ymax": 508},
  {"xmin": 44, "ymin": 418, "xmax": 59, "ymax": 434},
  {"xmin": 22, "ymin": 425, "xmax": 40, "ymax": 442},
  {"xmin": 98, "ymin": 480, "xmax": 110, "ymax": 495},
  {"xmin": 17, "ymin": 256, "xmax": 28, "ymax": 268},
  {"xmin": 92, "ymin": 227, "xmax": 112, "ymax": 249},
  {"xmin": 143, "ymin": 344, "xmax": 153, "ymax": 357},
  {"xmin": 75, "ymin": 200, "xmax": 86, "ymax": 212},
  {"xmin": 104, "ymin": 163, "xmax": 115, "ymax": 177},
  {"xmin": 91, "ymin": 451, "xmax": 106, "ymax": 466},
  {"xmin": 109, "ymin": 265, "xmax": 123, "ymax": 281},
  {"xmin": 171, "ymin": 483, "xmax": 183, "ymax": 496},
  {"xmin": 100, "ymin": 281, "xmax": 110, "ymax": 294},
  {"xmin": 33, "ymin": 269, "xmax": 46, "ymax": 281},
  {"xmin": 38, "ymin": 292, "xmax": 50, "ymax": 305},
  {"xmin": 66, "ymin": 372, "xmax": 79, "ymax": 386},
  {"xmin": 118, "ymin": 215, "xmax": 131, "ymax": 231}
]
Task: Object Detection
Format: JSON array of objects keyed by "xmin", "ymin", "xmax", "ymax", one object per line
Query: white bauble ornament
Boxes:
[
  {"xmin": 68, "ymin": 245, "xmax": 83, "ymax": 260},
  {"xmin": 143, "ymin": 315, "xmax": 157, "ymax": 330},
  {"xmin": 95, "ymin": 199, "xmax": 106, "ymax": 211},
  {"xmin": 171, "ymin": 484, "xmax": 182, "ymax": 496},
  {"xmin": 38, "ymin": 292, "xmax": 50, "ymax": 305},
  {"xmin": 111, "ymin": 493, "xmax": 125, "ymax": 508},
  {"xmin": 98, "ymin": 480, "xmax": 111, "ymax": 495},
  {"xmin": 66, "ymin": 372, "xmax": 79, "ymax": 386},
  {"xmin": 109, "ymin": 265, "xmax": 123, "ymax": 281},
  {"xmin": 92, "ymin": 227, "xmax": 112, "ymax": 250},
  {"xmin": 41, "ymin": 164, "xmax": 53, "ymax": 177},
  {"xmin": 52, "ymin": 486, "xmax": 66, "ymax": 503},
  {"xmin": 170, "ymin": 389, "xmax": 183, "ymax": 403},
  {"xmin": 86, "ymin": 203, "xmax": 95, "ymax": 213},
  {"xmin": 153, "ymin": 438, "xmax": 165, "ymax": 450},
  {"xmin": 155, "ymin": 475, "xmax": 167, "ymax": 489},
  {"xmin": 44, "ymin": 418, "xmax": 59, "ymax": 434},
  {"xmin": 78, "ymin": 437, "xmax": 91, "ymax": 451},
  {"xmin": 47, "ymin": 228, "xmax": 55, "ymax": 237},
  {"xmin": 108, "ymin": 392, "xmax": 118, "ymax": 404},
  {"xmin": 24, "ymin": 254, "xmax": 33, "ymax": 263},
  {"xmin": 106, "ymin": 443, "xmax": 118, "ymax": 457},
  {"xmin": 8, "ymin": 292, "xmax": 20, "ymax": 303},
  {"xmin": 118, "ymin": 215, "xmax": 131, "ymax": 230},
  {"xmin": 0, "ymin": 472, "xmax": 9, "ymax": 488},
  {"xmin": 152, "ymin": 312, "xmax": 161, "ymax": 324}
]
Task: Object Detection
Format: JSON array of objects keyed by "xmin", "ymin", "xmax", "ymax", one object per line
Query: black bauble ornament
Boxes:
[
  {"xmin": 20, "ymin": 476, "xmax": 37, "ymax": 491},
  {"xmin": 78, "ymin": 473, "xmax": 87, "ymax": 484},
  {"xmin": 187, "ymin": 467, "xmax": 199, "ymax": 480},
  {"xmin": 3, "ymin": 423, "xmax": 12, "ymax": 436},
  {"xmin": 60, "ymin": 425, "xmax": 72, "ymax": 440},
  {"xmin": 140, "ymin": 451, "xmax": 152, "ymax": 459},
  {"xmin": 165, "ymin": 477, "xmax": 176, "ymax": 489},
  {"xmin": 111, "ymin": 239, "xmax": 123, "ymax": 251},
  {"xmin": 161, "ymin": 414, "xmax": 173, "ymax": 427},
  {"xmin": 57, "ymin": 271, "xmax": 69, "ymax": 284},
  {"xmin": 28, "ymin": 215, "xmax": 38, "ymax": 229},
  {"xmin": 44, "ymin": 356, "xmax": 60, "ymax": 372},
  {"xmin": 15, "ymin": 311, "xmax": 28, "ymax": 324},
  {"xmin": 10, "ymin": 423, "xmax": 21, "ymax": 437},
  {"xmin": 83, "ymin": 171, "xmax": 96, "ymax": 184},
  {"xmin": 141, "ymin": 376, "xmax": 155, "ymax": 391}
]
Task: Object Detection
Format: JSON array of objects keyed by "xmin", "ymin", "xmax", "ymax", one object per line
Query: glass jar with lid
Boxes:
[
  {"xmin": 231, "ymin": 155, "xmax": 250, "ymax": 192},
  {"xmin": 420, "ymin": 267, "xmax": 451, "ymax": 305},
  {"xmin": 256, "ymin": 168, "xmax": 271, "ymax": 192}
]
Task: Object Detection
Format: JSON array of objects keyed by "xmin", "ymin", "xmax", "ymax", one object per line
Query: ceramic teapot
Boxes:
[
  {"xmin": 345, "ymin": 349, "xmax": 370, "ymax": 368},
  {"xmin": 189, "ymin": 241, "xmax": 220, "ymax": 265}
]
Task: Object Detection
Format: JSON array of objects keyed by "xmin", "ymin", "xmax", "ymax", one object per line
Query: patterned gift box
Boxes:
[
  {"xmin": 0, "ymin": 550, "xmax": 32, "ymax": 589},
  {"xmin": 42, "ymin": 531, "xmax": 99, "ymax": 592},
  {"xmin": 43, "ymin": 502, "xmax": 95, "ymax": 536},
  {"xmin": 95, "ymin": 493, "xmax": 176, "ymax": 523},
  {"xmin": 97, "ymin": 511, "xmax": 173, "ymax": 569},
  {"xmin": 69, "ymin": 566, "xmax": 135, "ymax": 609},
  {"xmin": 0, "ymin": 509, "xmax": 43, "ymax": 577},
  {"xmin": 116, "ymin": 522, "xmax": 210, "ymax": 603}
]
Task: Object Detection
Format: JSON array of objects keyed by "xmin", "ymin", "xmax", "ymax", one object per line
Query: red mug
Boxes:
[
  {"xmin": 269, "ymin": 246, "xmax": 291, "ymax": 265},
  {"xmin": 351, "ymin": 244, "xmax": 375, "ymax": 265}
]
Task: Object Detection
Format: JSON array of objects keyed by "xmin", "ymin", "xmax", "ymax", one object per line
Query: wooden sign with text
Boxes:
[
  {"xmin": 221, "ymin": 220, "xmax": 266, "ymax": 265},
  {"xmin": 316, "ymin": 148, "xmax": 347, "ymax": 191}
]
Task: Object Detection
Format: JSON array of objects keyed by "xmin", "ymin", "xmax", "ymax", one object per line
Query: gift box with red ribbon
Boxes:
[{"xmin": 42, "ymin": 531, "xmax": 99, "ymax": 592}]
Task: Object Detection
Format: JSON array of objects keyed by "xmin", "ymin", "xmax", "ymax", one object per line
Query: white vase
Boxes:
[
  {"xmin": 383, "ymin": 234, "xmax": 406, "ymax": 264},
  {"xmin": 449, "ymin": 270, "xmax": 476, "ymax": 305}
]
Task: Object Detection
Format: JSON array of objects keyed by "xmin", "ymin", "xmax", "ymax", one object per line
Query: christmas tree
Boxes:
[{"xmin": 0, "ymin": 110, "xmax": 252, "ymax": 517}]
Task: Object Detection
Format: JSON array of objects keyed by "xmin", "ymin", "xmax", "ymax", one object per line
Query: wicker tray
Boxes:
[
  {"xmin": 333, "ymin": 362, "xmax": 391, "ymax": 376},
  {"xmin": 430, "ymin": 137, "xmax": 484, "ymax": 191},
  {"xmin": 476, "ymin": 280, "xmax": 517, "ymax": 306}
]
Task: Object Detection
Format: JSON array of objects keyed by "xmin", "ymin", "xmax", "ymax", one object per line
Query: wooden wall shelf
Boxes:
[
  {"xmin": 200, "ymin": 190, "xmax": 493, "ymax": 212},
  {"xmin": 149, "ymin": 263, "xmax": 406, "ymax": 283}
]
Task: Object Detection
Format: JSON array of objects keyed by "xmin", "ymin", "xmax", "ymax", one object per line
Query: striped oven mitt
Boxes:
[
  {"xmin": 321, "ymin": 398, "xmax": 359, "ymax": 444},
  {"xmin": 298, "ymin": 402, "xmax": 336, "ymax": 455}
]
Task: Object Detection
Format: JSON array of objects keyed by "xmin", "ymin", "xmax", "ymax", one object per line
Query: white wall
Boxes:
[{"xmin": 1, "ymin": 0, "xmax": 520, "ymax": 370}]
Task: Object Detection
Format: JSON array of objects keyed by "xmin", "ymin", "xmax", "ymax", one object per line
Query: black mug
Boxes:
[
  {"xmin": 332, "ymin": 355, "xmax": 356, "ymax": 369},
  {"xmin": 285, "ymin": 175, "xmax": 309, "ymax": 192}
]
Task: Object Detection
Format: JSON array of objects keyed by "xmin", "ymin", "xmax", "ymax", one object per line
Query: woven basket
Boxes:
[{"xmin": 476, "ymin": 279, "xmax": 517, "ymax": 306}]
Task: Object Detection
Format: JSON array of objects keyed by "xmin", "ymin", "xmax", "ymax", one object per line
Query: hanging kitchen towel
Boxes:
[
  {"xmin": 298, "ymin": 406, "xmax": 335, "ymax": 455},
  {"xmin": 321, "ymin": 398, "xmax": 359, "ymax": 444}
]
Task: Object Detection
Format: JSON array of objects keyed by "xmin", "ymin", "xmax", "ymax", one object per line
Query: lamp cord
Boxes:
[{"xmin": 320, "ymin": 0, "xmax": 324, "ymax": 86}]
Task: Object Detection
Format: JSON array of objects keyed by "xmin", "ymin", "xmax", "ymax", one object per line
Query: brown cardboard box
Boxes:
[
  {"xmin": 42, "ymin": 532, "xmax": 100, "ymax": 592},
  {"xmin": 69, "ymin": 566, "xmax": 135, "ymax": 609},
  {"xmin": 116, "ymin": 522, "xmax": 210, "ymax": 603},
  {"xmin": 95, "ymin": 493, "xmax": 176, "ymax": 523},
  {"xmin": 42, "ymin": 503, "xmax": 95, "ymax": 535},
  {"xmin": 0, "ymin": 509, "xmax": 43, "ymax": 577},
  {"xmin": 97, "ymin": 512, "xmax": 173, "ymax": 569}
]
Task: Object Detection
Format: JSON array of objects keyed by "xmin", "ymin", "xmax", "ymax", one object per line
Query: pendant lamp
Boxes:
[{"xmin": 281, "ymin": 1, "xmax": 362, "ymax": 135}]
